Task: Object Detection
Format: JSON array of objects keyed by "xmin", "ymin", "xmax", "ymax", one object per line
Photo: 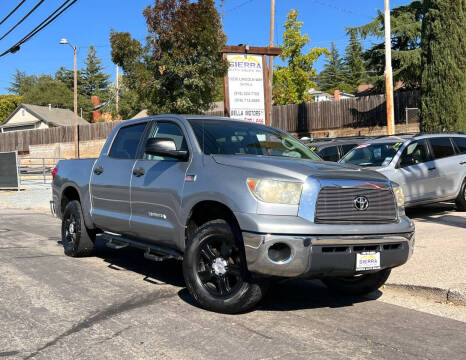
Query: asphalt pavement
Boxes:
[{"xmin": 0, "ymin": 209, "xmax": 465, "ymax": 360}]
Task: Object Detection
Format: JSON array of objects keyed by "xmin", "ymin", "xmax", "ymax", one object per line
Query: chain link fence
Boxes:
[{"xmin": 405, "ymin": 107, "xmax": 419, "ymax": 125}]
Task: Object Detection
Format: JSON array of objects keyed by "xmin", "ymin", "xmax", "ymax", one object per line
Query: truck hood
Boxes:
[{"xmin": 212, "ymin": 155, "xmax": 389, "ymax": 183}]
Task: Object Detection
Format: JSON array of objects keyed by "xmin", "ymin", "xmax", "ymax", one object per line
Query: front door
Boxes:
[
  {"xmin": 129, "ymin": 120, "xmax": 190, "ymax": 247},
  {"xmin": 90, "ymin": 122, "xmax": 147, "ymax": 234},
  {"xmin": 392, "ymin": 139, "xmax": 437, "ymax": 203}
]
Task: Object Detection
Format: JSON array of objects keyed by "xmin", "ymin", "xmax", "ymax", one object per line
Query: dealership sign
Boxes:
[{"xmin": 226, "ymin": 54, "xmax": 266, "ymax": 124}]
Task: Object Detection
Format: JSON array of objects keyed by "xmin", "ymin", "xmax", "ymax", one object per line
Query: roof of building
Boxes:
[
  {"xmin": 0, "ymin": 103, "xmax": 89, "ymax": 128},
  {"xmin": 131, "ymin": 109, "xmax": 149, "ymax": 119}
]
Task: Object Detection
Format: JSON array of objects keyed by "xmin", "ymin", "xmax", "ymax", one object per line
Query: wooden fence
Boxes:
[
  {"xmin": 0, "ymin": 91, "xmax": 420, "ymax": 153},
  {"xmin": 0, "ymin": 121, "xmax": 122, "ymax": 153},
  {"xmin": 271, "ymin": 90, "xmax": 420, "ymax": 133}
]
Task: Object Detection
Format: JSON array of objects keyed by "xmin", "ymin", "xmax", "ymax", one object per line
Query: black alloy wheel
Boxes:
[{"xmin": 197, "ymin": 234, "xmax": 244, "ymax": 298}]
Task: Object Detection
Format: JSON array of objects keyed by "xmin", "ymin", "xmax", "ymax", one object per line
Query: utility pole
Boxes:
[
  {"xmin": 115, "ymin": 65, "xmax": 119, "ymax": 119},
  {"xmin": 73, "ymin": 44, "xmax": 79, "ymax": 157},
  {"xmin": 267, "ymin": 0, "xmax": 275, "ymax": 127},
  {"xmin": 60, "ymin": 38, "xmax": 79, "ymax": 158},
  {"xmin": 384, "ymin": 0, "xmax": 395, "ymax": 135}
]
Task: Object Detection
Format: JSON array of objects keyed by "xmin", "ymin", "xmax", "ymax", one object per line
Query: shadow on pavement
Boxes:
[
  {"xmin": 92, "ymin": 235, "xmax": 380, "ymax": 312},
  {"xmin": 259, "ymin": 279, "xmax": 380, "ymax": 312},
  {"xmin": 406, "ymin": 203, "xmax": 466, "ymax": 229}
]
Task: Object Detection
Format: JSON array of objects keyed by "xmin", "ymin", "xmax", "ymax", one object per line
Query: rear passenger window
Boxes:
[
  {"xmin": 318, "ymin": 146, "xmax": 339, "ymax": 162},
  {"xmin": 452, "ymin": 137, "xmax": 466, "ymax": 154},
  {"xmin": 109, "ymin": 123, "xmax": 147, "ymax": 159},
  {"xmin": 429, "ymin": 137, "xmax": 455, "ymax": 159}
]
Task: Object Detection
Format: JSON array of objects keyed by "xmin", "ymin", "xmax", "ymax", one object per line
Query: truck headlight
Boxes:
[
  {"xmin": 247, "ymin": 178, "xmax": 303, "ymax": 205},
  {"xmin": 392, "ymin": 184, "xmax": 405, "ymax": 207}
]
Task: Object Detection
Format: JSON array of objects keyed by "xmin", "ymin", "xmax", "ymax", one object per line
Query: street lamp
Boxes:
[{"xmin": 60, "ymin": 38, "xmax": 79, "ymax": 158}]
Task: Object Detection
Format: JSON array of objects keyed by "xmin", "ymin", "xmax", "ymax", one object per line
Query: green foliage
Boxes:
[
  {"xmin": 81, "ymin": 45, "xmax": 110, "ymax": 98},
  {"xmin": 318, "ymin": 42, "xmax": 351, "ymax": 94},
  {"xmin": 349, "ymin": 1, "xmax": 423, "ymax": 89},
  {"xmin": 110, "ymin": 0, "xmax": 228, "ymax": 114},
  {"xmin": 420, "ymin": 0, "xmax": 466, "ymax": 132},
  {"xmin": 21, "ymin": 75, "xmax": 93, "ymax": 119},
  {"xmin": 54, "ymin": 66, "xmax": 84, "ymax": 94},
  {"xmin": 344, "ymin": 30, "xmax": 367, "ymax": 90},
  {"xmin": 7, "ymin": 70, "xmax": 37, "ymax": 96},
  {"xmin": 0, "ymin": 94, "xmax": 22, "ymax": 123},
  {"xmin": 273, "ymin": 9, "xmax": 328, "ymax": 104}
]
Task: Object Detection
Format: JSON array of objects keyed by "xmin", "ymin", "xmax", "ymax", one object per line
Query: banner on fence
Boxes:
[
  {"xmin": 0, "ymin": 151, "xmax": 19, "ymax": 189},
  {"xmin": 226, "ymin": 54, "xmax": 266, "ymax": 124}
]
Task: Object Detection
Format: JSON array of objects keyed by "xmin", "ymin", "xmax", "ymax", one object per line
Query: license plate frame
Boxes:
[{"xmin": 356, "ymin": 251, "xmax": 381, "ymax": 271}]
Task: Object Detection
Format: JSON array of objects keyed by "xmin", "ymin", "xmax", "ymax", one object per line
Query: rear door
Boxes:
[
  {"xmin": 428, "ymin": 137, "xmax": 460, "ymax": 199},
  {"xmin": 392, "ymin": 139, "xmax": 436, "ymax": 203},
  {"xmin": 90, "ymin": 122, "xmax": 147, "ymax": 234},
  {"xmin": 129, "ymin": 120, "xmax": 190, "ymax": 246}
]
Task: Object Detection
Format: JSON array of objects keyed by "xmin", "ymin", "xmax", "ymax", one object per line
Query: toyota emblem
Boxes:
[{"xmin": 353, "ymin": 196, "xmax": 369, "ymax": 211}]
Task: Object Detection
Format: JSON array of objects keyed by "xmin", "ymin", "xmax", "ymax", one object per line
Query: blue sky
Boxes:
[{"xmin": 0, "ymin": 0, "xmax": 412, "ymax": 94}]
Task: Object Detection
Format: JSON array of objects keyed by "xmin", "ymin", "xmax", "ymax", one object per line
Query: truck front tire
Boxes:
[
  {"xmin": 322, "ymin": 269, "xmax": 391, "ymax": 296},
  {"xmin": 61, "ymin": 200, "xmax": 96, "ymax": 257},
  {"xmin": 183, "ymin": 219, "xmax": 268, "ymax": 314}
]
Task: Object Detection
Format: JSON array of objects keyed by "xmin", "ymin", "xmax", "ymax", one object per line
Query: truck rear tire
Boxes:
[
  {"xmin": 322, "ymin": 269, "xmax": 391, "ymax": 296},
  {"xmin": 61, "ymin": 200, "xmax": 96, "ymax": 257},
  {"xmin": 183, "ymin": 219, "xmax": 268, "ymax": 314},
  {"xmin": 455, "ymin": 179, "xmax": 466, "ymax": 211}
]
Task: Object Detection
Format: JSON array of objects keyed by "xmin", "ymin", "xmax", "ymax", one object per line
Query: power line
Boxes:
[
  {"xmin": 0, "ymin": 0, "xmax": 27, "ymax": 27},
  {"xmin": 0, "ymin": 0, "xmax": 78, "ymax": 57},
  {"xmin": 0, "ymin": 0, "xmax": 45, "ymax": 41},
  {"xmin": 309, "ymin": 0, "xmax": 373, "ymax": 19},
  {"xmin": 224, "ymin": 0, "xmax": 255, "ymax": 14}
]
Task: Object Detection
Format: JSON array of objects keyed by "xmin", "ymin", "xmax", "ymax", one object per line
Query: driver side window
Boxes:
[{"xmin": 399, "ymin": 140, "xmax": 430, "ymax": 167}]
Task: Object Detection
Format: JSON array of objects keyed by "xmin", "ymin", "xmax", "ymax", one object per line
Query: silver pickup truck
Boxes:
[{"xmin": 52, "ymin": 115, "xmax": 415, "ymax": 313}]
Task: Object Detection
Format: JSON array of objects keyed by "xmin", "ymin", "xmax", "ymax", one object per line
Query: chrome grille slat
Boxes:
[{"xmin": 315, "ymin": 187, "xmax": 397, "ymax": 224}]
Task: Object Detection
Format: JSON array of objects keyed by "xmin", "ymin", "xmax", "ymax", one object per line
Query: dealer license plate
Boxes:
[{"xmin": 356, "ymin": 252, "xmax": 381, "ymax": 271}]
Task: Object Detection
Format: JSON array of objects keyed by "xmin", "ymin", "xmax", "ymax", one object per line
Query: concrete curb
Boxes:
[{"xmin": 385, "ymin": 283, "xmax": 466, "ymax": 306}]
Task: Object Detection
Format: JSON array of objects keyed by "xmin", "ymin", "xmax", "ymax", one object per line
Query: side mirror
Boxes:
[{"xmin": 144, "ymin": 137, "xmax": 188, "ymax": 160}]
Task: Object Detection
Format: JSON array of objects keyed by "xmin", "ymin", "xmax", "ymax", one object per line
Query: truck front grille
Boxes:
[{"xmin": 315, "ymin": 187, "xmax": 397, "ymax": 224}]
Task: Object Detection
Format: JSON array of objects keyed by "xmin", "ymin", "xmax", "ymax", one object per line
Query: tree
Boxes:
[
  {"xmin": 81, "ymin": 45, "xmax": 110, "ymax": 98},
  {"xmin": 110, "ymin": 0, "xmax": 228, "ymax": 114},
  {"xmin": 348, "ymin": 1, "xmax": 423, "ymax": 90},
  {"xmin": 22, "ymin": 75, "xmax": 93, "ymax": 120},
  {"xmin": 0, "ymin": 95, "xmax": 22, "ymax": 123},
  {"xmin": 273, "ymin": 9, "xmax": 328, "ymax": 105},
  {"xmin": 344, "ymin": 30, "xmax": 367, "ymax": 90},
  {"xmin": 318, "ymin": 42, "xmax": 350, "ymax": 93},
  {"xmin": 7, "ymin": 70, "xmax": 37, "ymax": 96},
  {"xmin": 420, "ymin": 0, "xmax": 466, "ymax": 132},
  {"xmin": 54, "ymin": 66, "xmax": 85, "ymax": 95}
]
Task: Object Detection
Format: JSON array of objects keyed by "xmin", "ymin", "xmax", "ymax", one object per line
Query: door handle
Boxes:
[
  {"xmin": 460, "ymin": 161, "xmax": 466, "ymax": 165},
  {"xmin": 132, "ymin": 167, "xmax": 145, "ymax": 177},
  {"xmin": 93, "ymin": 166, "xmax": 104, "ymax": 175},
  {"xmin": 428, "ymin": 167, "xmax": 436, "ymax": 171}
]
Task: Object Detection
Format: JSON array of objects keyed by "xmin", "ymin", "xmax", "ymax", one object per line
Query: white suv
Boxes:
[{"xmin": 340, "ymin": 134, "xmax": 466, "ymax": 210}]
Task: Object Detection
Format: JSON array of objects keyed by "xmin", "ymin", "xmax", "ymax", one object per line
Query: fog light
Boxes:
[{"xmin": 268, "ymin": 243, "xmax": 292, "ymax": 263}]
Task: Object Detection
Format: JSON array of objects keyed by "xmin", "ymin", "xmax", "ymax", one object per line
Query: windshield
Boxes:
[
  {"xmin": 188, "ymin": 119, "xmax": 321, "ymax": 161},
  {"xmin": 340, "ymin": 142, "xmax": 403, "ymax": 167}
]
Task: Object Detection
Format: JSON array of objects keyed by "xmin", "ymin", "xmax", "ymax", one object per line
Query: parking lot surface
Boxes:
[{"xmin": 0, "ymin": 208, "xmax": 465, "ymax": 359}]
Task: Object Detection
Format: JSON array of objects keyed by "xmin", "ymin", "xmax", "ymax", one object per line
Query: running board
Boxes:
[{"xmin": 102, "ymin": 232, "xmax": 183, "ymax": 261}]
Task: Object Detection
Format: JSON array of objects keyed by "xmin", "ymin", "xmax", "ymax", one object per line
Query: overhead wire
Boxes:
[
  {"xmin": 0, "ymin": 0, "xmax": 78, "ymax": 57},
  {"xmin": 0, "ymin": 0, "xmax": 45, "ymax": 41},
  {"xmin": 0, "ymin": 0, "xmax": 27, "ymax": 27}
]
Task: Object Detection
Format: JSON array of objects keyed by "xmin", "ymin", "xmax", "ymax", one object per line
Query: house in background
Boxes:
[
  {"xmin": 0, "ymin": 103, "xmax": 88, "ymax": 133},
  {"xmin": 309, "ymin": 89, "xmax": 355, "ymax": 102}
]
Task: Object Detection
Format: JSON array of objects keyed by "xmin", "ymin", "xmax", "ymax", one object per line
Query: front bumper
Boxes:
[{"xmin": 243, "ymin": 232, "xmax": 415, "ymax": 278}]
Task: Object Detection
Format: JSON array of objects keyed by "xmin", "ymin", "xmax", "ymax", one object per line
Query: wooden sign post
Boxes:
[{"xmin": 222, "ymin": 45, "xmax": 282, "ymax": 126}]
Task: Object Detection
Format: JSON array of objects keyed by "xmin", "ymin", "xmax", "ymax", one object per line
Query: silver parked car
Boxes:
[{"xmin": 340, "ymin": 133, "xmax": 466, "ymax": 209}]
